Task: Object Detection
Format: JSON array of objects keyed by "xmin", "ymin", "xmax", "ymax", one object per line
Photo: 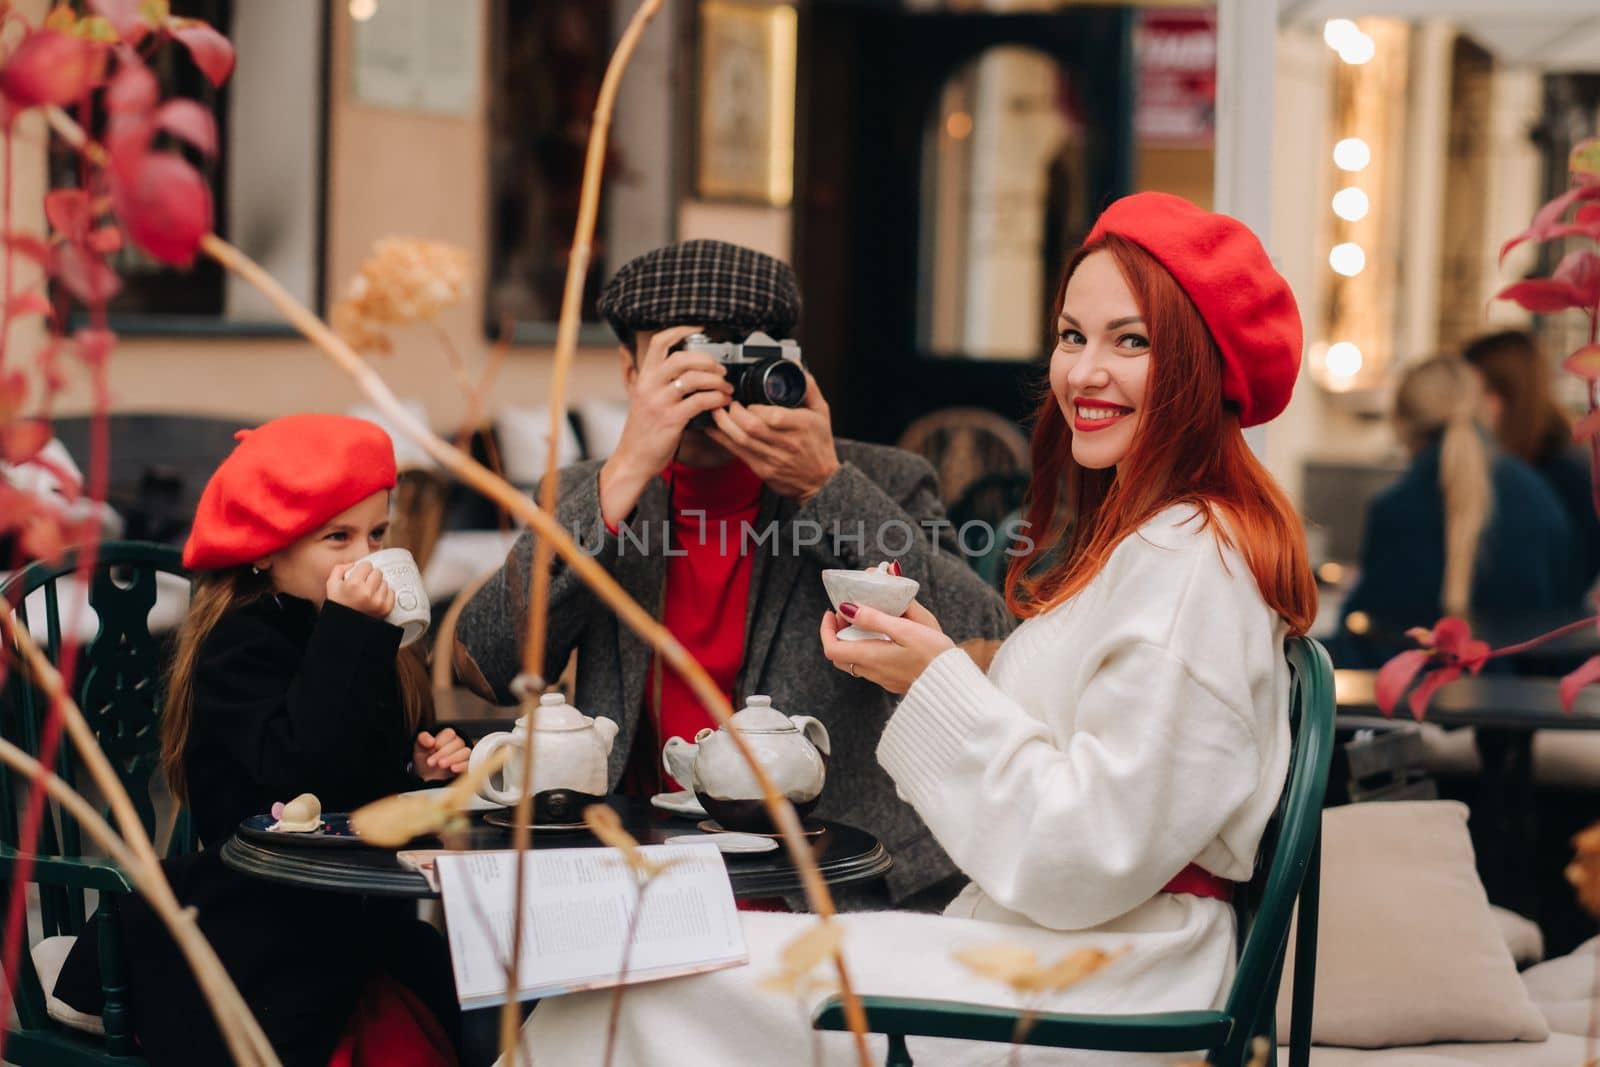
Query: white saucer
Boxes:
[
  {"xmin": 662, "ymin": 831, "xmax": 778, "ymax": 855},
  {"xmin": 649, "ymin": 789, "xmax": 707, "ymax": 818},
  {"xmin": 401, "ymin": 786, "xmax": 499, "ymax": 813}
]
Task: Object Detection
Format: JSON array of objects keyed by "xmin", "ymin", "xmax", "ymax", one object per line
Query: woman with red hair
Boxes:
[{"xmin": 512, "ymin": 193, "xmax": 1317, "ymax": 1065}]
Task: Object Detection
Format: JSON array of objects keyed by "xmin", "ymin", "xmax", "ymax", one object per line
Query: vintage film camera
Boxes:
[{"xmin": 679, "ymin": 331, "xmax": 808, "ymax": 429}]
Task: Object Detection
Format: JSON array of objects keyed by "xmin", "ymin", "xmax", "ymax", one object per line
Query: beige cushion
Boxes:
[
  {"xmin": 1532, "ymin": 731, "xmax": 1600, "ymax": 789},
  {"xmin": 1491, "ymin": 905, "xmax": 1545, "ymax": 968},
  {"xmin": 1275, "ymin": 800, "xmax": 1548, "ymax": 1047},
  {"xmin": 1275, "ymin": 1032, "xmax": 1587, "ymax": 1066},
  {"xmin": 30, "ymin": 934, "xmax": 104, "ymax": 1036}
]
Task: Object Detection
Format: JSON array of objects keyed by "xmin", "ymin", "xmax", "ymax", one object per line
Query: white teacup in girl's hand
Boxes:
[
  {"xmin": 356, "ymin": 547, "xmax": 430, "ymax": 647},
  {"xmin": 821, "ymin": 564, "xmax": 919, "ymax": 641}
]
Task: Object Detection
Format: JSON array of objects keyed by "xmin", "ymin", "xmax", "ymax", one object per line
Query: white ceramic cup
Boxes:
[
  {"xmin": 820, "ymin": 567, "xmax": 920, "ymax": 641},
  {"xmin": 355, "ymin": 547, "xmax": 430, "ymax": 647}
]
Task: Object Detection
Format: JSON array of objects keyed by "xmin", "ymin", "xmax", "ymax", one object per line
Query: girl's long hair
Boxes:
[
  {"xmin": 1461, "ymin": 329, "xmax": 1569, "ymax": 467},
  {"xmin": 1393, "ymin": 356, "xmax": 1493, "ymax": 617},
  {"xmin": 161, "ymin": 567, "xmax": 434, "ymax": 802},
  {"xmin": 1005, "ymin": 233, "xmax": 1317, "ymax": 635}
]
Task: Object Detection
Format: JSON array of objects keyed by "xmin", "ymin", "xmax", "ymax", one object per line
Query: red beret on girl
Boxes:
[
  {"xmin": 182, "ymin": 414, "xmax": 398, "ymax": 570},
  {"xmin": 1085, "ymin": 191, "xmax": 1303, "ymax": 427}
]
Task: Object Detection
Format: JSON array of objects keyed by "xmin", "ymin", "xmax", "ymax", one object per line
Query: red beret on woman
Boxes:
[
  {"xmin": 182, "ymin": 414, "xmax": 397, "ymax": 570},
  {"xmin": 1086, "ymin": 191, "xmax": 1303, "ymax": 427}
]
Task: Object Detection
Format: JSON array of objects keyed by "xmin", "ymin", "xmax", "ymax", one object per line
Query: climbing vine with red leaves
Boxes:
[
  {"xmin": 1377, "ymin": 141, "xmax": 1600, "ymax": 718},
  {"xmin": 0, "ymin": 3, "xmax": 234, "ymax": 1058}
]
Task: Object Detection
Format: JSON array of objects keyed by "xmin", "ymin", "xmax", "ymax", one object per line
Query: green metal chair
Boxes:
[
  {"xmin": 813, "ymin": 634, "xmax": 1336, "ymax": 1067},
  {"xmin": 1, "ymin": 541, "xmax": 194, "ymax": 1066}
]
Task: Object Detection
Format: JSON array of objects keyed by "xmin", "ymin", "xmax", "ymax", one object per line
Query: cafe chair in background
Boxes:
[
  {"xmin": 1, "ymin": 541, "xmax": 196, "ymax": 1065},
  {"xmin": 813, "ymin": 635, "xmax": 1336, "ymax": 1067},
  {"xmin": 896, "ymin": 407, "xmax": 1029, "ymax": 509}
]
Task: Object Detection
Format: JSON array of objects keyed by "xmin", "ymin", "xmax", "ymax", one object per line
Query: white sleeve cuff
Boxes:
[{"xmin": 877, "ymin": 646, "xmax": 996, "ymax": 807}]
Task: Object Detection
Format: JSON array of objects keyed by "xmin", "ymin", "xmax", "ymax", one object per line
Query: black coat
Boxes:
[{"xmin": 60, "ymin": 595, "xmax": 456, "ymax": 1066}]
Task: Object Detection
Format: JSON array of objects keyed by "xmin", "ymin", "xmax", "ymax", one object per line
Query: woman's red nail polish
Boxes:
[
  {"xmin": 889, "ymin": 560, "xmax": 903, "ymax": 576},
  {"xmin": 839, "ymin": 602, "xmax": 858, "ymax": 620}
]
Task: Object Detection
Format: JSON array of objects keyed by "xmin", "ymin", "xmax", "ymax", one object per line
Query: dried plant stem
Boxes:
[
  {"xmin": 601, "ymin": 878, "xmax": 655, "ymax": 1067},
  {"xmin": 507, "ymin": 0, "xmax": 665, "ymax": 1055},
  {"xmin": 0, "ymin": 616, "xmax": 279, "ymax": 1067}
]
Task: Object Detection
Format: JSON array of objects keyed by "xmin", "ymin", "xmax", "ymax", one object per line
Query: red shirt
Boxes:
[{"xmin": 620, "ymin": 458, "xmax": 764, "ymax": 795}]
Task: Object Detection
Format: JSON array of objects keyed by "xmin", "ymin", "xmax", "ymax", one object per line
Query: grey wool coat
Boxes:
[{"xmin": 454, "ymin": 440, "xmax": 1016, "ymax": 901}]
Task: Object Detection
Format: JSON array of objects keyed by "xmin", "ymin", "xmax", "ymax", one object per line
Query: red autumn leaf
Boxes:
[
  {"xmin": 1554, "ymin": 250, "xmax": 1600, "ymax": 311},
  {"xmin": 1560, "ymin": 655, "xmax": 1600, "ymax": 714},
  {"xmin": 0, "ymin": 419, "xmax": 51, "ymax": 464},
  {"xmin": 105, "ymin": 58, "xmax": 157, "ymax": 113},
  {"xmin": 1376, "ymin": 649, "xmax": 1430, "ymax": 716},
  {"xmin": 1574, "ymin": 405, "xmax": 1600, "ymax": 443},
  {"xmin": 1501, "ymin": 184, "xmax": 1600, "ymax": 264},
  {"xmin": 105, "ymin": 113, "xmax": 156, "ymax": 185},
  {"xmin": 170, "ymin": 21, "xmax": 234, "ymax": 88},
  {"xmin": 0, "ymin": 31, "xmax": 107, "ymax": 109},
  {"xmin": 73, "ymin": 327, "xmax": 116, "ymax": 368},
  {"xmin": 1565, "ymin": 344, "xmax": 1600, "ymax": 381},
  {"xmin": 4, "ymin": 233, "xmax": 51, "ymax": 265},
  {"xmin": 1580, "ymin": 204, "xmax": 1600, "ymax": 226},
  {"xmin": 6, "ymin": 291, "xmax": 53, "ymax": 321},
  {"xmin": 19, "ymin": 510, "xmax": 66, "ymax": 562},
  {"xmin": 111, "ymin": 151, "xmax": 210, "ymax": 265},
  {"xmin": 52, "ymin": 243, "xmax": 121, "ymax": 304},
  {"xmin": 1429, "ymin": 616, "xmax": 1472, "ymax": 652},
  {"xmin": 0, "ymin": 371, "xmax": 26, "ymax": 419},
  {"xmin": 155, "ymin": 99, "xmax": 217, "ymax": 156},
  {"xmin": 43, "ymin": 189, "xmax": 93, "ymax": 242},
  {"xmin": 1496, "ymin": 278, "xmax": 1588, "ymax": 315},
  {"xmin": 86, "ymin": 226, "xmax": 122, "ymax": 255},
  {"xmin": 87, "ymin": 0, "xmax": 153, "ymax": 45},
  {"xmin": 1408, "ymin": 664, "xmax": 1463, "ymax": 721}
]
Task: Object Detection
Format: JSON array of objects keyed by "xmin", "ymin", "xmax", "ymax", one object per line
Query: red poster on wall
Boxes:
[{"xmin": 1136, "ymin": 9, "xmax": 1217, "ymax": 147}]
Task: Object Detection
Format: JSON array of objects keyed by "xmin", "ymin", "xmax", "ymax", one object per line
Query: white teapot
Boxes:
[
  {"xmin": 468, "ymin": 692, "xmax": 619, "ymax": 821},
  {"xmin": 662, "ymin": 695, "xmax": 830, "ymax": 832}
]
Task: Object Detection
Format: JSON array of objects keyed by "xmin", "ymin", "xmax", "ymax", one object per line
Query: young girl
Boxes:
[
  {"xmin": 510, "ymin": 193, "xmax": 1317, "ymax": 1065},
  {"xmin": 132, "ymin": 415, "xmax": 467, "ymax": 1065}
]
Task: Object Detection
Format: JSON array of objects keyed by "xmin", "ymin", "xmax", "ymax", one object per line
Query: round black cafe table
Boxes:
[{"xmin": 219, "ymin": 795, "xmax": 891, "ymax": 901}]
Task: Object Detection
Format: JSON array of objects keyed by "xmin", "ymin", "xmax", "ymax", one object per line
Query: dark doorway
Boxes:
[{"xmin": 794, "ymin": 5, "xmax": 1137, "ymax": 445}]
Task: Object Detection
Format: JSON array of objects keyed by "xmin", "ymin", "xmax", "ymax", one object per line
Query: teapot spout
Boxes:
[{"xmin": 661, "ymin": 736, "xmax": 699, "ymax": 792}]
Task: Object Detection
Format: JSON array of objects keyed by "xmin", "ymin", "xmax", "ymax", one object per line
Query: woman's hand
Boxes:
[
  {"xmin": 326, "ymin": 561, "xmax": 395, "ymax": 620},
  {"xmin": 413, "ymin": 728, "xmax": 470, "ymax": 781},
  {"xmin": 819, "ymin": 599, "xmax": 955, "ymax": 695}
]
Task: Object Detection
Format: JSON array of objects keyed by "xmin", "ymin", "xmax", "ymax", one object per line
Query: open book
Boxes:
[{"xmin": 435, "ymin": 845, "xmax": 749, "ymax": 1009}]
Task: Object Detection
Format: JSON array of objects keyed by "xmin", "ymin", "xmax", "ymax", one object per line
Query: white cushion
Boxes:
[
  {"xmin": 1491, "ymin": 905, "xmax": 1545, "ymax": 968},
  {"xmin": 574, "ymin": 400, "xmax": 630, "ymax": 461},
  {"xmin": 1532, "ymin": 731, "xmax": 1600, "ymax": 789},
  {"xmin": 496, "ymin": 406, "xmax": 583, "ymax": 485},
  {"xmin": 30, "ymin": 934, "xmax": 104, "ymax": 1036}
]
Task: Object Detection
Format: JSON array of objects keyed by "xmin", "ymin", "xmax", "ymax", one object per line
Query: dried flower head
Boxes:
[
  {"xmin": 1567, "ymin": 821, "xmax": 1600, "ymax": 918},
  {"xmin": 583, "ymin": 803, "xmax": 678, "ymax": 881},
  {"xmin": 760, "ymin": 920, "xmax": 845, "ymax": 996},
  {"xmin": 333, "ymin": 238, "xmax": 471, "ymax": 354},
  {"xmin": 954, "ymin": 943, "xmax": 1120, "ymax": 996},
  {"xmin": 350, "ymin": 743, "xmax": 509, "ymax": 845}
]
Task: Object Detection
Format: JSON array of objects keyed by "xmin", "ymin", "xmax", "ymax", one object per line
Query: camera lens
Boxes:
[{"xmin": 747, "ymin": 359, "xmax": 807, "ymax": 408}]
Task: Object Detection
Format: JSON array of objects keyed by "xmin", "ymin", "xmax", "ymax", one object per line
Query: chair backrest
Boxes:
[
  {"xmin": 1222, "ymin": 635, "xmax": 1335, "ymax": 1050},
  {"xmin": 896, "ymin": 407, "xmax": 1030, "ymax": 506},
  {"xmin": 1, "ymin": 541, "xmax": 195, "ymax": 936}
]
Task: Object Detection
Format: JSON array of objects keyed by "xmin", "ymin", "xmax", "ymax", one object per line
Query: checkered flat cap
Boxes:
[{"xmin": 596, "ymin": 240, "xmax": 801, "ymax": 343}]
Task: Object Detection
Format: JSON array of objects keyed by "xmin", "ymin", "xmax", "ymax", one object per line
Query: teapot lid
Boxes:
[
  {"xmin": 727, "ymin": 694, "xmax": 796, "ymax": 734},
  {"xmin": 530, "ymin": 691, "xmax": 590, "ymax": 732}
]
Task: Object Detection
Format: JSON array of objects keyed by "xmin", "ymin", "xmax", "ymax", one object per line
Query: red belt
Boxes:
[{"xmin": 1161, "ymin": 863, "xmax": 1234, "ymax": 902}]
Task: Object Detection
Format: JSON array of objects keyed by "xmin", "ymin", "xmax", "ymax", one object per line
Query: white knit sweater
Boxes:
[{"xmin": 517, "ymin": 505, "xmax": 1293, "ymax": 1066}]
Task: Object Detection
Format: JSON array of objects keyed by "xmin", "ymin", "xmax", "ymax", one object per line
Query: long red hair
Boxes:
[{"xmin": 1005, "ymin": 234, "xmax": 1317, "ymax": 635}]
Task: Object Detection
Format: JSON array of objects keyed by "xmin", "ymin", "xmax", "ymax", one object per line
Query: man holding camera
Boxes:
[{"xmin": 455, "ymin": 240, "xmax": 1012, "ymax": 907}]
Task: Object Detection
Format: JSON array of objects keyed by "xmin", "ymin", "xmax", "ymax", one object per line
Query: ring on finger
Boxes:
[
  {"xmin": 848, "ymin": 663, "xmax": 858, "ymax": 677},
  {"xmin": 673, "ymin": 376, "xmax": 685, "ymax": 395}
]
